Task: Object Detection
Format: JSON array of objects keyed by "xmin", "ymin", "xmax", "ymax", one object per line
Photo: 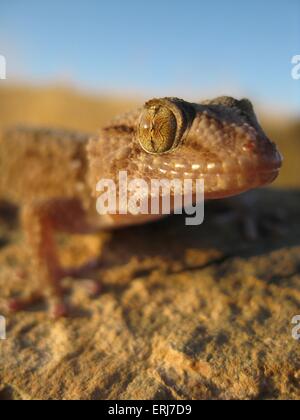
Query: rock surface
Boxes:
[{"xmin": 0, "ymin": 189, "xmax": 299, "ymax": 400}]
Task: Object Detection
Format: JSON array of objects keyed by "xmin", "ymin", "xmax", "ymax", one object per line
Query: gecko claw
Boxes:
[
  {"xmin": 81, "ymin": 279, "xmax": 102, "ymax": 297},
  {"xmin": 50, "ymin": 301, "xmax": 70, "ymax": 319},
  {"xmin": 7, "ymin": 292, "xmax": 43, "ymax": 313},
  {"xmin": 7, "ymin": 298, "xmax": 26, "ymax": 312}
]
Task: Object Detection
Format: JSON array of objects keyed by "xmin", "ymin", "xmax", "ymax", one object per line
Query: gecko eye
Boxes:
[
  {"xmin": 137, "ymin": 105, "xmax": 177, "ymax": 154},
  {"xmin": 137, "ymin": 98, "xmax": 196, "ymax": 154}
]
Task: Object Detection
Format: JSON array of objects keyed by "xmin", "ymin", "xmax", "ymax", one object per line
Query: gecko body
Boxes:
[{"xmin": 0, "ymin": 97, "xmax": 282, "ymax": 316}]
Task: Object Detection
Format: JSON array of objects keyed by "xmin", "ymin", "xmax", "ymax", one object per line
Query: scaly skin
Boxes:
[{"xmin": 0, "ymin": 97, "xmax": 282, "ymax": 317}]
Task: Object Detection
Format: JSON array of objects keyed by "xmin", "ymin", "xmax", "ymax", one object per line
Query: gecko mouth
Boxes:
[
  {"xmin": 145, "ymin": 150, "xmax": 282, "ymax": 176},
  {"xmin": 141, "ymin": 151, "xmax": 282, "ymax": 199}
]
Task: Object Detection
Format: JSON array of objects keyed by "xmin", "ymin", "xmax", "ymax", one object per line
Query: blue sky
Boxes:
[{"xmin": 0, "ymin": 0, "xmax": 299, "ymax": 114}]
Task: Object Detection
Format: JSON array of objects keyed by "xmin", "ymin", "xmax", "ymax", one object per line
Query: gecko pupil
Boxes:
[{"xmin": 138, "ymin": 106, "xmax": 177, "ymax": 154}]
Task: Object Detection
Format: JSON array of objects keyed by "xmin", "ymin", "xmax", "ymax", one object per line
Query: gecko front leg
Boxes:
[{"xmin": 8, "ymin": 198, "xmax": 102, "ymax": 318}]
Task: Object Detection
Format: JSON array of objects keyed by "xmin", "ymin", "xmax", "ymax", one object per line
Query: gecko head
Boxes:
[
  {"xmin": 135, "ymin": 96, "xmax": 283, "ymax": 199},
  {"xmin": 88, "ymin": 97, "xmax": 282, "ymax": 201}
]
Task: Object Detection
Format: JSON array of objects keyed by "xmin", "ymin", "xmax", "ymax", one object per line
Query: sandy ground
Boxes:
[{"xmin": 0, "ymin": 188, "xmax": 299, "ymax": 400}]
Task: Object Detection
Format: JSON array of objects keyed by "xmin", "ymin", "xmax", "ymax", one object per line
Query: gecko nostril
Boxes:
[{"xmin": 242, "ymin": 140, "xmax": 257, "ymax": 153}]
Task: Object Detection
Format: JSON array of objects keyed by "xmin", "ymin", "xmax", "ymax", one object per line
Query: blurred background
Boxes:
[{"xmin": 0, "ymin": 0, "xmax": 299, "ymax": 186}]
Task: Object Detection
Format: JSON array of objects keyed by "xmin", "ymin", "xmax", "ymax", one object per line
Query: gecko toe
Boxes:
[
  {"xmin": 50, "ymin": 301, "xmax": 70, "ymax": 319},
  {"xmin": 81, "ymin": 279, "xmax": 102, "ymax": 297},
  {"xmin": 7, "ymin": 292, "xmax": 43, "ymax": 312}
]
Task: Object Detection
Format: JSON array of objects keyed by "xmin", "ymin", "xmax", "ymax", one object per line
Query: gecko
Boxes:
[{"xmin": 0, "ymin": 96, "xmax": 282, "ymax": 317}]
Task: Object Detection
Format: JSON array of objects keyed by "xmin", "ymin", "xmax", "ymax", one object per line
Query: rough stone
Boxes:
[{"xmin": 0, "ymin": 189, "xmax": 299, "ymax": 400}]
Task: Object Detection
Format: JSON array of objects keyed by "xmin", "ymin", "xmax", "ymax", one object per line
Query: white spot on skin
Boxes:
[
  {"xmin": 207, "ymin": 162, "xmax": 216, "ymax": 170},
  {"xmin": 159, "ymin": 168, "xmax": 167, "ymax": 174},
  {"xmin": 192, "ymin": 164, "xmax": 200, "ymax": 170}
]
